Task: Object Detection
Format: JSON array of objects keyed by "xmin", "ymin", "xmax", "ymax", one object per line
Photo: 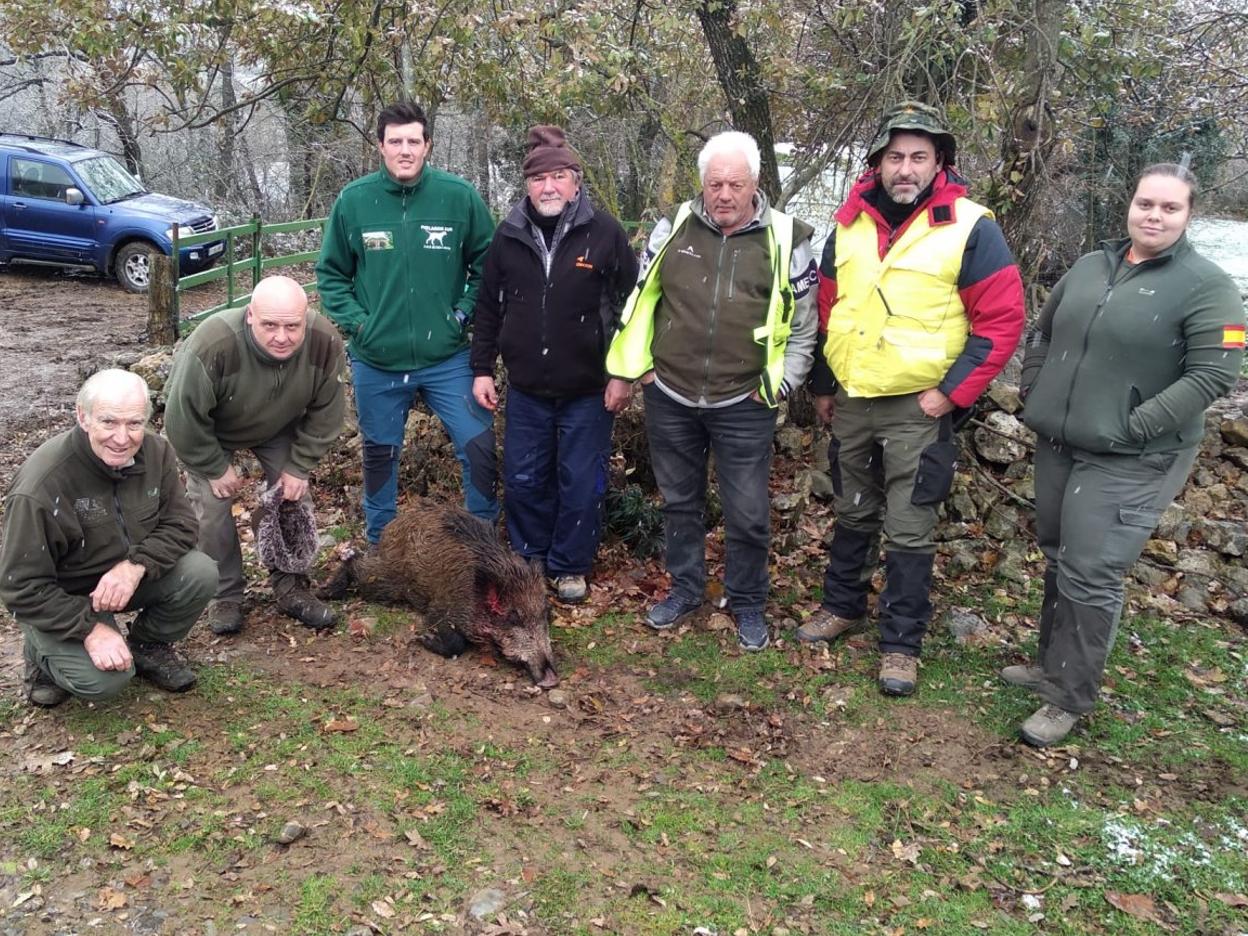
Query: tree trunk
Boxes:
[
  {"xmin": 991, "ymin": 0, "xmax": 1064, "ymax": 284},
  {"xmin": 695, "ymin": 0, "xmax": 781, "ymax": 202},
  {"xmin": 215, "ymin": 55, "xmax": 237, "ymax": 201},
  {"xmin": 147, "ymin": 254, "xmax": 178, "ymax": 346},
  {"xmin": 99, "ymin": 93, "xmax": 143, "ymax": 178}
]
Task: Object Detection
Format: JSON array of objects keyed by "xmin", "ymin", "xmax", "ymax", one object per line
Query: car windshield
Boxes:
[{"xmin": 74, "ymin": 156, "xmax": 146, "ymax": 204}]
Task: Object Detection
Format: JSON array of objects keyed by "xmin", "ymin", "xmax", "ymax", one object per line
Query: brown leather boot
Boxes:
[
  {"xmin": 1020, "ymin": 704, "xmax": 1080, "ymax": 748},
  {"xmin": 878, "ymin": 652, "xmax": 918, "ymax": 697},
  {"xmin": 796, "ymin": 607, "xmax": 865, "ymax": 644},
  {"xmin": 1000, "ymin": 664, "xmax": 1045, "ymax": 690}
]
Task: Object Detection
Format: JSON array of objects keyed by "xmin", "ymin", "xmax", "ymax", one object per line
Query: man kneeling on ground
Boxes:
[{"xmin": 1, "ymin": 369, "xmax": 216, "ymax": 707}]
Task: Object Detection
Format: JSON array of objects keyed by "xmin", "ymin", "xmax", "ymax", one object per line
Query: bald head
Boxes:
[
  {"xmin": 246, "ymin": 275, "xmax": 309, "ymax": 360},
  {"xmin": 251, "ymin": 275, "xmax": 309, "ymax": 317}
]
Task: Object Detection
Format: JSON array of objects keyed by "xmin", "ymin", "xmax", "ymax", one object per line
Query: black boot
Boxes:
[
  {"xmin": 820, "ymin": 523, "xmax": 880, "ymax": 619},
  {"xmin": 877, "ymin": 550, "xmax": 935, "ymax": 696},
  {"xmin": 24, "ymin": 652, "xmax": 69, "ymax": 708},
  {"xmin": 131, "ymin": 641, "xmax": 197, "ymax": 693},
  {"xmin": 274, "ymin": 573, "xmax": 337, "ymax": 630}
]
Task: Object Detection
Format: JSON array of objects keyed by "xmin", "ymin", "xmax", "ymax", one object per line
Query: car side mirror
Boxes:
[{"xmin": 65, "ymin": 187, "xmax": 85, "ymax": 206}]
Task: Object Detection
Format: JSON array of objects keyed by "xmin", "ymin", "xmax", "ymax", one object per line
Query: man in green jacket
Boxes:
[
  {"xmin": 165, "ymin": 275, "xmax": 346, "ymax": 635},
  {"xmin": 1, "ymin": 369, "xmax": 215, "ymax": 707},
  {"xmin": 316, "ymin": 101, "xmax": 498, "ymax": 543}
]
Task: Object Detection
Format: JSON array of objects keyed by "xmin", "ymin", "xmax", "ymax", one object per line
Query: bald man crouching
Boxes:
[
  {"xmin": 165, "ymin": 275, "xmax": 346, "ymax": 635},
  {"xmin": 1, "ymin": 369, "xmax": 215, "ymax": 707}
]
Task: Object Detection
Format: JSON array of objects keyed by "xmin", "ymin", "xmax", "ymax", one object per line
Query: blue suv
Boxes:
[{"xmin": 0, "ymin": 133, "xmax": 223, "ymax": 293}]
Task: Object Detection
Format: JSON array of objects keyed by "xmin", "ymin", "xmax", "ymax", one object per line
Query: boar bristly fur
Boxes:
[{"xmin": 323, "ymin": 500, "xmax": 557, "ymax": 686}]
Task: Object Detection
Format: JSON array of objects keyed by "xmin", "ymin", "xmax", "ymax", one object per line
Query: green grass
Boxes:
[
  {"xmin": 0, "ymin": 584, "xmax": 1242, "ymax": 935},
  {"xmin": 291, "ymin": 873, "xmax": 340, "ymax": 934}
]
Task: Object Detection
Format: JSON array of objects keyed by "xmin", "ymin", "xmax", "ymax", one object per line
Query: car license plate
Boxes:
[{"xmin": 208, "ymin": 242, "xmax": 224, "ymax": 256}]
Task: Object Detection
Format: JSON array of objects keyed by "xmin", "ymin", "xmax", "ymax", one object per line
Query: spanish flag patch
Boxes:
[{"xmin": 1223, "ymin": 324, "xmax": 1246, "ymax": 349}]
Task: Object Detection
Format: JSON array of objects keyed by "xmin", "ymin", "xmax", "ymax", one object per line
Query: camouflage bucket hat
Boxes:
[{"xmin": 866, "ymin": 101, "xmax": 957, "ymax": 167}]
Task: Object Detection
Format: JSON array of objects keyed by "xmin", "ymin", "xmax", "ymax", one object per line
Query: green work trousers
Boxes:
[
  {"xmin": 823, "ymin": 390, "xmax": 958, "ymax": 655},
  {"xmin": 184, "ymin": 428, "xmax": 309, "ymax": 603},
  {"xmin": 21, "ymin": 550, "xmax": 217, "ymax": 702},
  {"xmin": 1032, "ymin": 439, "xmax": 1198, "ymax": 714}
]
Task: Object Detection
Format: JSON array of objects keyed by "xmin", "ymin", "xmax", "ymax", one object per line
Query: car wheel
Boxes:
[{"xmin": 115, "ymin": 242, "xmax": 157, "ymax": 293}]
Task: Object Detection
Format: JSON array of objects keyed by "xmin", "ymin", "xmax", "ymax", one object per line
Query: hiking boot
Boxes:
[
  {"xmin": 645, "ymin": 594, "xmax": 702, "ymax": 630},
  {"xmin": 796, "ymin": 607, "xmax": 865, "ymax": 644},
  {"xmin": 554, "ymin": 575, "xmax": 588, "ymax": 604},
  {"xmin": 735, "ymin": 610, "xmax": 770, "ymax": 652},
  {"xmin": 276, "ymin": 585, "xmax": 338, "ymax": 630},
  {"xmin": 131, "ymin": 641, "xmax": 197, "ymax": 693},
  {"xmin": 24, "ymin": 658, "xmax": 69, "ymax": 708},
  {"xmin": 1020, "ymin": 704, "xmax": 1080, "ymax": 748},
  {"xmin": 206, "ymin": 599, "xmax": 244, "ymax": 636},
  {"xmin": 878, "ymin": 652, "xmax": 918, "ymax": 697},
  {"xmin": 1000, "ymin": 664, "xmax": 1045, "ymax": 690}
]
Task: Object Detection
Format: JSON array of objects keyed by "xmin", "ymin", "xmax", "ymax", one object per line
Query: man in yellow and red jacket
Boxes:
[{"xmin": 802, "ymin": 102, "xmax": 1024, "ymax": 696}]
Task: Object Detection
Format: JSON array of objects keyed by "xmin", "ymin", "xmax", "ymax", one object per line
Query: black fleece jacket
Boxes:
[{"xmin": 470, "ymin": 193, "xmax": 638, "ymax": 398}]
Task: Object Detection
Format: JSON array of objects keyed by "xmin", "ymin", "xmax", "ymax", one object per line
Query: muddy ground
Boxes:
[{"xmin": 0, "ymin": 268, "xmax": 1244, "ymax": 935}]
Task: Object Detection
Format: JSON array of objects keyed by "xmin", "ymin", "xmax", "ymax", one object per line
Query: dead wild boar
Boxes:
[{"xmin": 322, "ymin": 500, "xmax": 558, "ymax": 687}]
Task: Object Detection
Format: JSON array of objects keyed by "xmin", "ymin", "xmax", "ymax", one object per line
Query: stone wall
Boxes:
[{"xmin": 787, "ymin": 379, "xmax": 1248, "ymax": 625}]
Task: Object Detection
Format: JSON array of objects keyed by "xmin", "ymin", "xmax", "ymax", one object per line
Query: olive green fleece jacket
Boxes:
[
  {"xmin": 1021, "ymin": 235, "xmax": 1245, "ymax": 454},
  {"xmin": 0, "ymin": 428, "xmax": 200, "ymax": 641},
  {"xmin": 164, "ymin": 308, "xmax": 347, "ymax": 480},
  {"xmin": 316, "ymin": 166, "xmax": 495, "ymax": 372}
]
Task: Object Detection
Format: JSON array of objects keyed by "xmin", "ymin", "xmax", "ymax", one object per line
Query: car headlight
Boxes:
[{"xmin": 165, "ymin": 224, "xmax": 197, "ymax": 241}]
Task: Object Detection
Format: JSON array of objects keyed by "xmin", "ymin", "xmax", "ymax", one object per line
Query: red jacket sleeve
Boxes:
[{"xmin": 937, "ymin": 217, "xmax": 1025, "ymax": 407}]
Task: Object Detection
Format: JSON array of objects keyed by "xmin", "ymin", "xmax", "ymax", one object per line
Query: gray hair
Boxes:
[
  {"xmin": 76, "ymin": 368, "xmax": 152, "ymax": 419},
  {"xmin": 697, "ymin": 131, "xmax": 761, "ymax": 183}
]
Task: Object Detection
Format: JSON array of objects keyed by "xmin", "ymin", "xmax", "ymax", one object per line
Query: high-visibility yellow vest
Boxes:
[
  {"xmin": 823, "ymin": 197, "xmax": 989, "ymax": 397},
  {"xmin": 606, "ymin": 202, "xmax": 796, "ymax": 407}
]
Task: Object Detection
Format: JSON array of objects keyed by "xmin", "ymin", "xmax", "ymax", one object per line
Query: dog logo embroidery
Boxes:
[{"xmin": 422, "ymin": 225, "xmax": 453, "ymax": 250}]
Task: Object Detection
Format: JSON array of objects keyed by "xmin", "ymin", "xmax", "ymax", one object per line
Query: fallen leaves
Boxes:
[
  {"xmin": 1105, "ymin": 891, "xmax": 1169, "ymax": 927},
  {"xmin": 95, "ymin": 886, "xmax": 128, "ymax": 910},
  {"xmin": 890, "ymin": 838, "xmax": 921, "ymax": 865},
  {"xmin": 108, "ymin": 832, "xmax": 136, "ymax": 850},
  {"xmin": 323, "ymin": 717, "xmax": 360, "ymax": 733},
  {"xmin": 348, "ymin": 616, "xmax": 377, "ymax": 640}
]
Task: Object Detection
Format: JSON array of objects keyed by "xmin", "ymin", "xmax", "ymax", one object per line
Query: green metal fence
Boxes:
[
  {"xmin": 172, "ymin": 213, "xmax": 651, "ymax": 324},
  {"xmin": 173, "ymin": 215, "xmax": 327, "ymax": 321}
]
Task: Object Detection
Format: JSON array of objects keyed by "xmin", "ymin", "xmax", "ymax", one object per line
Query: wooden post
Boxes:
[{"xmin": 147, "ymin": 253, "xmax": 179, "ymax": 345}]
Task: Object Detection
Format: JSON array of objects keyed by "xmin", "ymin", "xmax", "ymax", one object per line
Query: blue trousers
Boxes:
[
  {"xmin": 503, "ymin": 388, "xmax": 613, "ymax": 576},
  {"xmin": 642, "ymin": 383, "xmax": 777, "ymax": 613},
  {"xmin": 351, "ymin": 349, "xmax": 499, "ymax": 541}
]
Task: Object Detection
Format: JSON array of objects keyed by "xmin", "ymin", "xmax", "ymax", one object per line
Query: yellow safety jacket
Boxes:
[
  {"xmin": 824, "ymin": 197, "xmax": 989, "ymax": 398},
  {"xmin": 606, "ymin": 202, "xmax": 796, "ymax": 407}
]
